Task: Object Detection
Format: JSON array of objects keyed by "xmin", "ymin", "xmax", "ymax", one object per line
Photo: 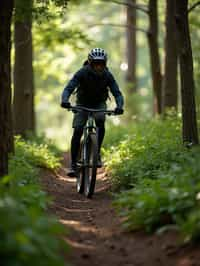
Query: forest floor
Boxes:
[{"xmin": 42, "ymin": 153, "xmax": 200, "ymax": 266}]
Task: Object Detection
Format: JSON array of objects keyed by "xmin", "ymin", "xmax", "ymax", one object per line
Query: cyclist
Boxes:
[{"xmin": 61, "ymin": 48, "xmax": 124, "ymax": 177}]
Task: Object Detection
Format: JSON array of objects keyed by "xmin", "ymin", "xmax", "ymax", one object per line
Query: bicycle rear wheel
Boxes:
[
  {"xmin": 84, "ymin": 133, "xmax": 98, "ymax": 198},
  {"xmin": 76, "ymin": 141, "xmax": 85, "ymax": 194}
]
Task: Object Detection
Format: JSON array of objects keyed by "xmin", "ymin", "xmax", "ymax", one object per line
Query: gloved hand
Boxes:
[
  {"xmin": 114, "ymin": 107, "xmax": 124, "ymax": 115},
  {"xmin": 61, "ymin": 102, "xmax": 71, "ymax": 109}
]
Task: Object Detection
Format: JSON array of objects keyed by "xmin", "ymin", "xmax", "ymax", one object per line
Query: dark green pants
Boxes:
[
  {"xmin": 71, "ymin": 103, "xmax": 106, "ymax": 165},
  {"xmin": 72, "ymin": 102, "xmax": 106, "ymax": 128}
]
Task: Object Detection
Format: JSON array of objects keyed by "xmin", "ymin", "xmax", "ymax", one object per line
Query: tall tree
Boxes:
[
  {"xmin": 147, "ymin": 0, "xmax": 162, "ymax": 114},
  {"xmin": 0, "ymin": 0, "xmax": 14, "ymax": 177},
  {"xmin": 162, "ymin": 0, "xmax": 178, "ymax": 112},
  {"xmin": 101, "ymin": 0, "xmax": 163, "ymax": 115},
  {"xmin": 175, "ymin": 0, "xmax": 199, "ymax": 144},
  {"xmin": 126, "ymin": 0, "xmax": 137, "ymax": 93},
  {"xmin": 125, "ymin": 0, "xmax": 138, "ymax": 118},
  {"xmin": 13, "ymin": 0, "xmax": 35, "ymax": 137}
]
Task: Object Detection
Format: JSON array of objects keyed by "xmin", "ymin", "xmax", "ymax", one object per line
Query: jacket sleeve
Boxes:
[
  {"xmin": 108, "ymin": 72, "xmax": 124, "ymax": 108},
  {"xmin": 61, "ymin": 69, "xmax": 82, "ymax": 103}
]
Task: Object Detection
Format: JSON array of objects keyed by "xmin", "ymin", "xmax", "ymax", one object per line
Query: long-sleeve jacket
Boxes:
[{"xmin": 61, "ymin": 65, "xmax": 124, "ymax": 108}]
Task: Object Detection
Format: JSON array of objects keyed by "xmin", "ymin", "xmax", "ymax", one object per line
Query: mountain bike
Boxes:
[{"xmin": 68, "ymin": 105, "xmax": 115, "ymax": 198}]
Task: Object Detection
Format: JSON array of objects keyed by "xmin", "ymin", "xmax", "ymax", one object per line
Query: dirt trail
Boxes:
[{"xmin": 42, "ymin": 153, "xmax": 200, "ymax": 266}]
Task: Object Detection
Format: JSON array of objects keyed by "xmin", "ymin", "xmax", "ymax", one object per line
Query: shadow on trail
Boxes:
[{"xmin": 42, "ymin": 153, "xmax": 200, "ymax": 266}]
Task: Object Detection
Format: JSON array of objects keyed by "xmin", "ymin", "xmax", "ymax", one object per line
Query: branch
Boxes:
[
  {"xmin": 100, "ymin": 0, "xmax": 149, "ymax": 14},
  {"xmin": 188, "ymin": 1, "xmax": 200, "ymax": 13},
  {"xmin": 88, "ymin": 22, "xmax": 148, "ymax": 34}
]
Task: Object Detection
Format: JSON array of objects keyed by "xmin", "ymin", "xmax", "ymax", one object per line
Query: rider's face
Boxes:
[{"xmin": 91, "ymin": 60, "xmax": 105, "ymax": 73}]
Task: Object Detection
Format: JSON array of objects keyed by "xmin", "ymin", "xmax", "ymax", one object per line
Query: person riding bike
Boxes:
[{"xmin": 61, "ymin": 48, "xmax": 124, "ymax": 177}]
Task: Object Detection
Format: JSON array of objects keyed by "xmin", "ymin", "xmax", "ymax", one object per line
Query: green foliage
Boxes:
[
  {"xmin": 0, "ymin": 137, "xmax": 68, "ymax": 266},
  {"xmin": 177, "ymin": 209, "xmax": 200, "ymax": 243},
  {"xmin": 25, "ymin": 133, "xmax": 62, "ymax": 158},
  {"xmin": 114, "ymin": 168, "xmax": 199, "ymax": 234},
  {"xmin": 13, "ymin": 136, "xmax": 61, "ymax": 170},
  {"xmin": 105, "ymin": 116, "xmax": 182, "ymax": 190},
  {"xmin": 0, "ymin": 195, "xmax": 66, "ymax": 266},
  {"xmin": 34, "ymin": 20, "xmax": 92, "ymax": 50},
  {"xmin": 14, "ymin": 0, "xmax": 33, "ymax": 22},
  {"xmin": 103, "ymin": 123, "xmax": 134, "ymax": 150},
  {"xmin": 104, "ymin": 116, "xmax": 200, "ymax": 242}
]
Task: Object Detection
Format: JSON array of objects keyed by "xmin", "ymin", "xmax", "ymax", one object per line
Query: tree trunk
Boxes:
[
  {"xmin": 0, "ymin": 0, "xmax": 14, "ymax": 177},
  {"xmin": 175, "ymin": 0, "xmax": 199, "ymax": 144},
  {"xmin": 126, "ymin": 0, "xmax": 137, "ymax": 93},
  {"xmin": 125, "ymin": 0, "xmax": 138, "ymax": 119},
  {"xmin": 162, "ymin": 0, "xmax": 178, "ymax": 112},
  {"xmin": 14, "ymin": 0, "xmax": 35, "ymax": 138},
  {"xmin": 147, "ymin": 0, "xmax": 162, "ymax": 114}
]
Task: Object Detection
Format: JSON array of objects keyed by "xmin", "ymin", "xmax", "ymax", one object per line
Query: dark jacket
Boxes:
[{"xmin": 62, "ymin": 65, "xmax": 124, "ymax": 108}]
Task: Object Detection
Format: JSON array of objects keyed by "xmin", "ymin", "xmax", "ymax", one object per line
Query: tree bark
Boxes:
[
  {"xmin": 0, "ymin": 0, "xmax": 14, "ymax": 177},
  {"xmin": 126, "ymin": 0, "xmax": 137, "ymax": 93},
  {"xmin": 147, "ymin": 0, "xmax": 162, "ymax": 115},
  {"xmin": 14, "ymin": 0, "xmax": 35, "ymax": 138},
  {"xmin": 175, "ymin": 0, "xmax": 199, "ymax": 144},
  {"xmin": 162, "ymin": 0, "xmax": 178, "ymax": 112}
]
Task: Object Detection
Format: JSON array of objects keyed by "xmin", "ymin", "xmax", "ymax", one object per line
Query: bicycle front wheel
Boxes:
[{"xmin": 84, "ymin": 133, "xmax": 98, "ymax": 198}]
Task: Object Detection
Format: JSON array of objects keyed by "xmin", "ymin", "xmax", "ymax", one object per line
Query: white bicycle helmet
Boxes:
[{"xmin": 88, "ymin": 48, "xmax": 107, "ymax": 63}]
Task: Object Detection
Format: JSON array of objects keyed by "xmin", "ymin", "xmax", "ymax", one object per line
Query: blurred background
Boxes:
[{"xmin": 15, "ymin": 0, "xmax": 200, "ymax": 149}]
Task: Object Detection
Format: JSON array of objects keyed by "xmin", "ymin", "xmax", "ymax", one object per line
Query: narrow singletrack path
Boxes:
[{"xmin": 42, "ymin": 153, "xmax": 200, "ymax": 266}]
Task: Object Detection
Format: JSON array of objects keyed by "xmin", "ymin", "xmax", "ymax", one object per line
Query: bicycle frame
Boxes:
[
  {"xmin": 70, "ymin": 105, "xmax": 115, "ymax": 143},
  {"xmin": 68, "ymin": 105, "xmax": 116, "ymax": 198},
  {"xmin": 82, "ymin": 111, "xmax": 100, "ymax": 171},
  {"xmin": 84, "ymin": 111, "xmax": 96, "ymax": 134}
]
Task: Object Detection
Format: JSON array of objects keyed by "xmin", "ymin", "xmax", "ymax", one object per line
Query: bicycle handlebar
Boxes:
[{"xmin": 67, "ymin": 105, "xmax": 116, "ymax": 115}]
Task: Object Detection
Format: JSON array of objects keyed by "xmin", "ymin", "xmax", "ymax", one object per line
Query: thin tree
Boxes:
[
  {"xmin": 162, "ymin": 0, "xmax": 178, "ymax": 113},
  {"xmin": 126, "ymin": 0, "xmax": 137, "ymax": 93},
  {"xmin": 147, "ymin": 0, "xmax": 162, "ymax": 114},
  {"xmin": 13, "ymin": 0, "xmax": 72, "ymax": 138},
  {"xmin": 13, "ymin": 0, "xmax": 35, "ymax": 138},
  {"xmin": 0, "ymin": 0, "xmax": 14, "ymax": 177},
  {"xmin": 101, "ymin": 0, "xmax": 163, "ymax": 115},
  {"xmin": 175, "ymin": 0, "xmax": 199, "ymax": 144}
]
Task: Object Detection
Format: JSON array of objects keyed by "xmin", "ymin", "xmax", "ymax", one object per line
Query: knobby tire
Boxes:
[{"xmin": 84, "ymin": 133, "xmax": 98, "ymax": 198}]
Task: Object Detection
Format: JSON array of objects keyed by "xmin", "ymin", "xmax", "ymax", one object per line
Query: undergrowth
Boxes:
[
  {"xmin": 104, "ymin": 116, "xmax": 200, "ymax": 243},
  {"xmin": 0, "ymin": 136, "xmax": 68, "ymax": 266}
]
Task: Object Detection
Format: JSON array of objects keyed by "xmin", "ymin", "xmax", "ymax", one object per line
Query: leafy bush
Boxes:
[
  {"xmin": 114, "ymin": 168, "xmax": 199, "ymax": 234},
  {"xmin": 104, "ymin": 117, "xmax": 200, "ymax": 242},
  {"xmin": 12, "ymin": 136, "xmax": 61, "ymax": 170},
  {"xmin": 103, "ymin": 123, "xmax": 135, "ymax": 150},
  {"xmin": 0, "ymin": 137, "xmax": 68, "ymax": 266},
  {"xmin": 105, "ymin": 117, "xmax": 182, "ymax": 190}
]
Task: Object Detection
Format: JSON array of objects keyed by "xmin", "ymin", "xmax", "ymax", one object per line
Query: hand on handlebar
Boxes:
[
  {"xmin": 61, "ymin": 102, "xmax": 71, "ymax": 109},
  {"xmin": 114, "ymin": 107, "xmax": 124, "ymax": 115},
  {"xmin": 65, "ymin": 105, "xmax": 121, "ymax": 116}
]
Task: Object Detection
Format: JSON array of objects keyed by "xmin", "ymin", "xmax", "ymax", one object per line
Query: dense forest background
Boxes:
[
  {"xmin": 27, "ymin": 0, "xmax": 200, "ymax": 148},
  {"xmin": 1, "ymin": 0, "xmax": 200, "ymax": 179}
]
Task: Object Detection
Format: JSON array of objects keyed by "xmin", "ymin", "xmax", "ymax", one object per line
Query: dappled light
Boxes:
[
  {"xmin": 41, "ymin": 152, "xmax": 200, "ymax": 266},
  {"xmin": 176, "ymin": 257, "xmax": 193, "ymax": 266},
  {"xmin": 65, "ymin": 238, "xmax": 95, "ymax": 250},
  {"xmin": 1, "ymin": 0, "xmax": 200, "ymax": 265}
]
